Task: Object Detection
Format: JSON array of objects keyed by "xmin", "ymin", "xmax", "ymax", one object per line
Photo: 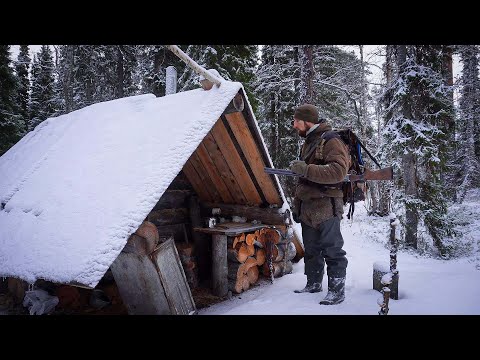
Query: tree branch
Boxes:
[{"xmin": 315, "ymin": 79, "xmax": 362, "ymax": 128}]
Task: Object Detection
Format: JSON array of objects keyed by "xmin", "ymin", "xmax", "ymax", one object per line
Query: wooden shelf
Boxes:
[{"xmin": 193, "ymin": 222, "xmax": 267, "ymax": 236}]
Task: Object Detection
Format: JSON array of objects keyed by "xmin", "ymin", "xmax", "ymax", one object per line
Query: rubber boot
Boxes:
[
  {"xmin": 319, "ymin": 276, "xmax": 345, "ymax": 305},
  {"xmin": 294, "ymin": 273, "xmax": 323, "ymax": 293}
]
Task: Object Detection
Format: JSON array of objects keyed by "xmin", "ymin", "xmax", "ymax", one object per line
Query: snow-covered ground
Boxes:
[{"xmin": 199, "ymin": 190, "xmax": 480, "ymax": 315}]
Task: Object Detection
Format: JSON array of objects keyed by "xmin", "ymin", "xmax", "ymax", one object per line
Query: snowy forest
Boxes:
[{"xmin": 1, "ymin": 44, "xmax": 479, "ymax": 261}]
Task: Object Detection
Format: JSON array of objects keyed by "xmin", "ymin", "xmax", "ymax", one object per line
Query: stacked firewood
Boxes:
[
  {"xmin": 257, "ymin": 227, "xmax": 295, "ymax": 279},
  {"xmin": 227, "ymin": 227, "xmax": 295, "ymax": 294},
  {"xmin": 176, "ymin": 242, "xmax": 198, "ymax": 289}
]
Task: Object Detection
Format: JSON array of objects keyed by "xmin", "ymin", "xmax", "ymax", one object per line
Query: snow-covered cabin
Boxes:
[{"xmin": 0, "ymin": 79, "xmax": 302, "ymax": 314}]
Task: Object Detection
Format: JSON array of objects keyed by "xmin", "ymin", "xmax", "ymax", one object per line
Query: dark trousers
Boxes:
[{"xmin": 302, "ymin": 217, "xmax": 348, "ymax": 279}]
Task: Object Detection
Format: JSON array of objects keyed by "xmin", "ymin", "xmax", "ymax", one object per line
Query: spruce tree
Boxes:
[
  {"xmin": 177, "ymin": 45, "xmax": 258, "ymax": 110},
  {"xmin": 0, "ymin": 45, "xmax": 22, "ymax": 155},
  {"xmin": 55, "ymin": 45, "xmax": 75, "ymax": 114},
  {"xmin": 14, "ymin": 45, "xmax": 30, "ymax": 133},
  {"xmin": 381, "ymin": 45, "xmax": 455, "ymax": 257},
  {"xmin": 28, "ymin": 45, "xmax": 56, "ymax": 130},
  {"xmin": 71, "ymin": 45, "xmax": 98, "ymax": 109},
  {"xmin": 457, "ymin": 45, "xmax": 480, "ymax": 201},
  {"xmin": 137, "ymin": 45, "xmax": 166, "ymax": 97},
  {"xmin": 107, "ymin": 45, "xmax": 139, "ymax": 99}
]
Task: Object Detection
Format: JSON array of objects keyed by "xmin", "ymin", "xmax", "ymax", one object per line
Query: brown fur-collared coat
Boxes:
[{"xmin": 292, "ymin": 122, "xmax": 350, "ymax": 228}]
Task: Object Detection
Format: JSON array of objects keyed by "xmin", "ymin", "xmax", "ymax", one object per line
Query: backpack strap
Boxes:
[
  {"xmin": 301, "ymin": 137, "xmax": 322, "ymax": 161},
  {"xmin": 301, "ymin": 130, "xmax": 340, "ymax": 161},
  {"xmin": 321, "ymin": 130, "xmax": 341, "ymax": 143}
]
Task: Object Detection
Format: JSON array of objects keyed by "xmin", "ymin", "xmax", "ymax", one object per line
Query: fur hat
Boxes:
[{"xmin": 294, "ymin": 104, "xmax": 323, "ymax": 124}]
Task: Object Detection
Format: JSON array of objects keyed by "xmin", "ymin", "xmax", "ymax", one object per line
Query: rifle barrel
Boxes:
[
  {"xmin": 264, "ymin": 166, "xmax": 394, "ymax": 181},
  {"xmin": 264, "ymin": 167, "xmax": 302, "ymax": 177}
]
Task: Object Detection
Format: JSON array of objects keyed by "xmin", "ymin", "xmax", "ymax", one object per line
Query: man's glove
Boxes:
[{"xmin": 290, "ymin": 160, "xmax": 308, "ymax": 177}]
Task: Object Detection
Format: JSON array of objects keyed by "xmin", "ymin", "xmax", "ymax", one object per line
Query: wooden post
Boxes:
[
  {"xmin": 378, "ymin": 275, "xmax": 392, "ymax": 315},
  {"xmin": 389, "ymin": 215, "xmax": 399, "ymax": 300},
  {"xmin": 211, "ymin": 234, "xmax": 228, "ymax": 297},
  {"xmin": 390, "ymin": 217, "xmax": 398, "ymax": 272},
  {"xmin": 373, "ymin": 214, "xmax": 399, "ymax": 300},
  {"xmin": 189, "ymin": 195, "xmax": 210, "ymax": 282}
]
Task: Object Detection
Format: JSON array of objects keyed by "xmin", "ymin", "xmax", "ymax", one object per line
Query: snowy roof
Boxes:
[{"xmin": 0, "ymin": 80, "xmax": 286, "ymax": 288}]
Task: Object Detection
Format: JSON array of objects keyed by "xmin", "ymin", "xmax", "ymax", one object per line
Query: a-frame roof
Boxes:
[{"xmin": 0, "ymin": 81, "xmax": 287, "ymax": 288}]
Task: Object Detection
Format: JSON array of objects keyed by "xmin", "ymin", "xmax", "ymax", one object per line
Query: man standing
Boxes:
[{"xmin": 290, "ymin": 104, "xmax": 350, "ymax": 305}]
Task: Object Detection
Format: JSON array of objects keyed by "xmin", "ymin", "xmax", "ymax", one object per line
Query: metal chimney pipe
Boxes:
[{"xmin": 165, "ymin": 66, "xmax": 177, "ymax": 95}]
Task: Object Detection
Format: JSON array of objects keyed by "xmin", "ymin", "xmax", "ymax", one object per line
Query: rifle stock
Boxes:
[{"xmin": 349, "ymin": 167, "xmax": 393, "ymax": 182}]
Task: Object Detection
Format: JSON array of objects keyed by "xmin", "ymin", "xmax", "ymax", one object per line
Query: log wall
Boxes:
[{"xmin": 146, "ymin": 170, "xmax": 201, "ymax": 289}]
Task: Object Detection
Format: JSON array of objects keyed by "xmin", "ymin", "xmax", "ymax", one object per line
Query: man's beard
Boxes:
[{"xmin": 298, "ymin": 124, "xmax": 312, "ymax": 138}]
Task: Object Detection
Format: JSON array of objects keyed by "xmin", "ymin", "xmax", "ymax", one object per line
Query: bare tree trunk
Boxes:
[
  {"xmin": 403, "ymin": 151, "xmax": 418, "ymax": 248},
  {"xmin": 358, "ymin": 45, "xmax": 379, "ymax": 215},
  {"xmin": 358, "ymin": 45, "xmax": 368, "ymax": 137},
  {"xmin": 59, "ymin": 45, "xmax": 74, "ymax": 113},
  {"xmin": 293, "ymin": 46, "xmax": 301, "ymax": 106},
  {"xmin": 66, "ymin": 47, "xmax": 74, "ymax": 113},
  {"xmin": 275, "ymin": 113, "xmax": 280, "ymax": 165},
  {"xmin": 441, "ymin": 45, "xmax": 456, "ymax": 199},
  {"xmin": 397, "ymin": 45, "xmax": 418, "ymax": 248},
  {"xmin": 458, "ymin": 106, "xmax": 477, "ymax": 201},
  {"xmin": 271, "ymin": 92, "xmax": 279, "ymax": 165},
  {"xmin": 300, "ymin": 45, "xmax": 315, "ymax": 104},
  {"xmin": 377, "ymin": 45, "xmax": 396, "ymax": 216},
  {"xmin": 116, "ymin": 45, "xmax": 124, "ymax": 98},
  {"xmin": 385, "ymin": 45, "xmax": 395, "ymax": 85},
  {"xmin": 457, "ymin": 45, "xmax": 480, "ymax": 201}
]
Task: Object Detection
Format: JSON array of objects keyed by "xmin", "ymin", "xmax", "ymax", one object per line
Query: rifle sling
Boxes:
[
  {"xmin": 301, "ymin": 137, "xmax": 322, "ymax": 162},
  {"xmin": 356, "ymin": 137, "xmax": 381, "ymax": 169}
]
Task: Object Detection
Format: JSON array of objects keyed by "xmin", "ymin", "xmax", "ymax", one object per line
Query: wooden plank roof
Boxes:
[{"xmin": 182, "ymin": 90, "xmax": 283, "ymax": 207}]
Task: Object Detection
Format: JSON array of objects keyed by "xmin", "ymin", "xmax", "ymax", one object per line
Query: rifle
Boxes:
[{"xmin": 264, "ymin": 166, "xmax": 394, "ymax": 182}]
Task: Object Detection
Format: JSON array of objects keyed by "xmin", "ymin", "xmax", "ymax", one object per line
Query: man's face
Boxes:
[{"xmin": 292, "ymin": 118, "xmax": 311, "ymax": 138}]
